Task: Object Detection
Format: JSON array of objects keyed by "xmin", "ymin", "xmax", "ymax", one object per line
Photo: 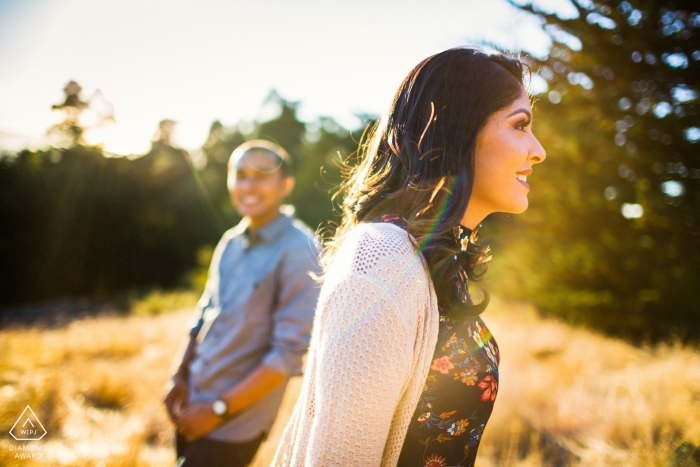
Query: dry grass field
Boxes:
[{"xmin": 1, "ymin": 294, "xmax": 699, "ymax": 466}]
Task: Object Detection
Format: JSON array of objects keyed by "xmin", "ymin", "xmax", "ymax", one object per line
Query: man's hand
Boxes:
[
  {"xmin": 164, "ymin": 373, "xmax": 188, "ymax": 424},
  {"xmin": 176, "ymin": 402, "xmax": 222, "ymax": 442}
]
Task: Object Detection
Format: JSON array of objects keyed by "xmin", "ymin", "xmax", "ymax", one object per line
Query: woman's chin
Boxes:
[{"xmin": 505, "ymin": 199, "xmax": 529, "ymax": 215}]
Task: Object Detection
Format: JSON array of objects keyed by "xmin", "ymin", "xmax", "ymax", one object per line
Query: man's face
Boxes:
[{"xmin": 227, "ymin": 150, "xmax": 293, "ymax": 224}]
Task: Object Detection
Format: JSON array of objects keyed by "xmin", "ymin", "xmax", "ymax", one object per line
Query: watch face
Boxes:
[{"xmin": 212, "ymin": 399, "xmax": 227, "ymax": 416}]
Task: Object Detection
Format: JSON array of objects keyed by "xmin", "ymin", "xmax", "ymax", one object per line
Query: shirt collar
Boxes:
[{"xmin": 241, "ymin": 205, "xmax": 295, "ymax": 249}]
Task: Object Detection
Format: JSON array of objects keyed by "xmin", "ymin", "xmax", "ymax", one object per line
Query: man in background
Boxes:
[{"xmin": 164, "ymin": 140, "xmax": 320, "ymax": 467}]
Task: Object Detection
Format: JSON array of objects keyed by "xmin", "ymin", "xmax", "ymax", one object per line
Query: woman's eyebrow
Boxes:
[{"xmin": 507, "ymin": 108, "xmax": 532, "ymax": 120}]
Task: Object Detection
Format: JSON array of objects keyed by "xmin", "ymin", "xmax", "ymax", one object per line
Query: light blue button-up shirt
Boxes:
[{"xmin": 188, "ymin": 208, "xmax": 321, "ymax": 442}]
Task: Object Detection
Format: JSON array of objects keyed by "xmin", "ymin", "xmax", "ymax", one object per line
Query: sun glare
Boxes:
[
  {"xmin": 0, "ymin": 0, "xmax": 555, "ymax": 154},
  {"xmin": 103, "ymin": 125, "xmax": 153, "ymax": 156}
]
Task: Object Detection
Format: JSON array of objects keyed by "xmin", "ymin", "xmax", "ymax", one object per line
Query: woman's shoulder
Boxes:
[
  {"xmin": 347, "ymin": 220, "xmax": 418, "ymax": 256},
  {"xmin": 329, "ymin": 222, "xmax": 427, "ymax": 284},
  {"xmin": 321, "ymin": 222, "xmax": 435, "ymax": 332}
]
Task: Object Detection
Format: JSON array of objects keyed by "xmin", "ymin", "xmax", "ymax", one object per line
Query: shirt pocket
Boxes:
[{"xmin": 243, "ymin": 271, "xmax": 277, "ymax": 330}]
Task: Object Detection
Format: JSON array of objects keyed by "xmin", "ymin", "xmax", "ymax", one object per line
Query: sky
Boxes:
[{"xmin": 0, "ymin": 0, "xmax": 576, "ymax": 155}]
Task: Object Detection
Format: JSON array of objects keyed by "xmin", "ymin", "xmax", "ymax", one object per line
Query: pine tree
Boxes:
[{"xmin": 497, "ymin": 0, "xmax": 700, "ymax": 341}]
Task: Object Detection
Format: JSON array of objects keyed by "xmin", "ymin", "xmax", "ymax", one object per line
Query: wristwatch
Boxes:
[{"xmin": 211, "ymin": 399, "xmax": 229, "ymax": 417}]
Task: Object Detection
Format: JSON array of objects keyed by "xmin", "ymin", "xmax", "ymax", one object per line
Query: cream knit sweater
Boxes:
[{"xmin": 271, "ymin": 222, "xmax": 440, "ymax": 466}]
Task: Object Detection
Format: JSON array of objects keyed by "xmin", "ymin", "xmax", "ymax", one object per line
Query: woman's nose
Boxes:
[{"xmin": 529, "ymin": 135, "xmax": 546, "ymax": 164}]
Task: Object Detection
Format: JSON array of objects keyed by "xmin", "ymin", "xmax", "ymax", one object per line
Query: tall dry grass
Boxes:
[
  {"xmin": 1, "ymin": 294, "xmax": 699, "ymax": 466},
  {"xmin": 474, "ymin": 298, "xmax": 700, "ymax": 467},
  {"xmin": 0, "ymin": 304, "xmax": 193, "ymax": 467},
  {"xmin": 254, "ymin": 297, "xmax": 700, "ymax": 467}
]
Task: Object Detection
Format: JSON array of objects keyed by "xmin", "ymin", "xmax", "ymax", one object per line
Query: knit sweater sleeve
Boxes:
[{"xmin": 304, "ymin": 271, "xmax": 416, "ymax": 466}]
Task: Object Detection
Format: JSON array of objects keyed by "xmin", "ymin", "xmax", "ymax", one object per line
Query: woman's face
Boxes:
[{"xmin": 462, "ymin": 87, "xmax": 546, "ymax": 228}]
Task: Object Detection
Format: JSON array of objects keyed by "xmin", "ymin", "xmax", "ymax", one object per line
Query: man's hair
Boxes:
[{"xmin": 229, "ymin": 139, "xmax": 292, "ymax": 177}]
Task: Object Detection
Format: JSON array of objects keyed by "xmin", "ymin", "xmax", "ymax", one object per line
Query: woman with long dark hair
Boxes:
[{"xmin": 272, "ymin": 47, "xmax": 546, "ymax": 467}]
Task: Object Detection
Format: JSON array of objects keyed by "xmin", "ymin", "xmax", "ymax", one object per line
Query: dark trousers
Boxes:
[{"xmin": 176, "ymin": 431, "xmax": 266, "ymax": 467}]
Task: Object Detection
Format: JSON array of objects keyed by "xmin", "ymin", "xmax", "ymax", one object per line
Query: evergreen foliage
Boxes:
[
  {"xmin": 0, "ymin": 92, "xmax": 358, "ymax": 307},
  {"xmin": 491, "ymin": 0, "xmax": 700, "ymax": 341}
]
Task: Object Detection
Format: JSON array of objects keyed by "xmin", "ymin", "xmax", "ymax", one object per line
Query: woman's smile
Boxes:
[{"xmin": 516, "ymin": 168, "xmax": 532, "ymax": 189}]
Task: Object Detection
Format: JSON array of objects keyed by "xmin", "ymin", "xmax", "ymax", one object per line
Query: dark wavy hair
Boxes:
[{"xmin": 323, "ymin": 47, "xmax": 530, "ymax": 315}]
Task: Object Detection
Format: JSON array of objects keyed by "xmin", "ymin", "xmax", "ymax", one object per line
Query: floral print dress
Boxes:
[
  {"xmin": 397, "ymin": 314, "xmax": 499, "ymax": 467},
  {"xmin": 378, "ymin": 215, "xmax": 499, "ymax": 467}
]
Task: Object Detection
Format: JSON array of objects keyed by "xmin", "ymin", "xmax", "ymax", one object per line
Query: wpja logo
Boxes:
[{"xmin": 9, "ymin": 406, "xmax": 47, "ymax": 441}]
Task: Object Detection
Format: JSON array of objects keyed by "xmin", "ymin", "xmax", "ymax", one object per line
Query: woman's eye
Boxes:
[{"xmin": 515, "ymin": 120, "xmax": 530, "ymax": 131}]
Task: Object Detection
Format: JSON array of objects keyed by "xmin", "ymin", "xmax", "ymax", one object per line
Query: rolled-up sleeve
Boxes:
[{"xmin": 262, "ymin": 239, "xmax": 321, "ymax": 377}]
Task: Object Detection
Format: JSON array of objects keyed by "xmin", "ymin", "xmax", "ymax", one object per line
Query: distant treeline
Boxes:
[
  {"xmin": 2, "ymin": 1, "xmax": 700, "ymax": 344},
  {"xmin": 0, "ymin": 95, "xmax": 359, "ymax": 307},
  {"xmin": 0, "ymin": 144, "xmax": 215, "ymax": 305}
]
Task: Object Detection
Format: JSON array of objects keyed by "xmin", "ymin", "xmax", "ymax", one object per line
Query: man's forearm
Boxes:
[{"xmin": 221, "ymin": 364, "xmax": 286, "ymax": 416}]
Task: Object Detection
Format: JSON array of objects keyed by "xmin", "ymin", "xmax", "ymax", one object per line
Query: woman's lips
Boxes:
[{"xmin": 516, "ymin": 173, "xmax": 530, "ymax": 190}]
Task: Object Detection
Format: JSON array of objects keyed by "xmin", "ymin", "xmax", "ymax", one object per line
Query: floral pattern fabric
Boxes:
[{"xmin": 397, "ymin": 314, "xmax": 500, "ymax": 467}]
